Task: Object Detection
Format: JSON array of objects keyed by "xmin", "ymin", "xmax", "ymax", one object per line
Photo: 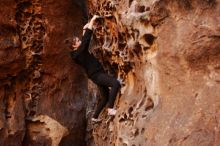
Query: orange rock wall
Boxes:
[
  {"xmin": 87, "ymin": 0, "xmax": 220, "ymax": 146},
  {"xmin": 0, "ymin": 0, "xmax": 88, "ymax": 145},
  {"xmin": 1, "ymin": 0, "xmax": 220, "ymax": 146}
]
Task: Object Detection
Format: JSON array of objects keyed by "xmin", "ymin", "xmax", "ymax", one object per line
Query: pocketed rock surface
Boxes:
[
  {"xmin": 0, "ymin": 0, "xmax": 220, "ymax": 146},
  {"xmin": 86, "ymin": 0, "xmax": 220, "ymax": 146},
  {"xmin": 0, "ymin": 0, "xmax": 88, "ymax": 145}
]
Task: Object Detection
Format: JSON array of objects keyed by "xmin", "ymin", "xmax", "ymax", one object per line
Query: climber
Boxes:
[{"xmin": 70, "ymin": 15, "xmax": 121, "ymax": 123}]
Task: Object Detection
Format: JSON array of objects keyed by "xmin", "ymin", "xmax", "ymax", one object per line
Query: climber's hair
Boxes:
[
  {"xmin": 72, "ymin": 35, "xmax": 79, "ymax": 46},
  {"xmin": 64, "ymin": 34, "xmax": 80, "ymax": 49}
]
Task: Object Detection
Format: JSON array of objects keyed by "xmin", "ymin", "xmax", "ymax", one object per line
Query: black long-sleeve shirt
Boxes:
[{"xmin": 71, "ymin": 28, "xmax": 104, "ymax": 78}]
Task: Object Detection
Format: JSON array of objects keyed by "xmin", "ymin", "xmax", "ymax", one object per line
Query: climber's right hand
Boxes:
[{"xmin": 87, "ymin": 15, "xmax": 101, "ymax": 30}]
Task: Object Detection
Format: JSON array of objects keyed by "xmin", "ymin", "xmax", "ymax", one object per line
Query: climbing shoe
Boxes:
[
  {"xmin": 91, "ymin": 118, "xmax": 102, "ymax": 123},
  {"xmin": 107, "ymin": 108, "xmax": 117, "ymax": 116}
]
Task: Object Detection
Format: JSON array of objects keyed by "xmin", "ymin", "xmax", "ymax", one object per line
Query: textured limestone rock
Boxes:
[
  {"xmin": 1, "ymin": 0, "xmax": 220, "ymax": 145},
  {"xmin": 25, "ymin": 115, "xmax": 68, "ymax": 146},
  {"xmin": 0, "ymin": 0, "xmax": 88, "ymax": 145},
  {"xmin": 0, "ymin": 1, "xmax": 25, "ymax": 145},
  {"xmin": 87, "ymin": 0, "xmax": 220, "ymax": 146}
]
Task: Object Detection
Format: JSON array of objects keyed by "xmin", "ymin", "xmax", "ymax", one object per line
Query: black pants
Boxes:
[{"xmin": 90, "ymin": 72, "xmax": 121, "ymax": 118}]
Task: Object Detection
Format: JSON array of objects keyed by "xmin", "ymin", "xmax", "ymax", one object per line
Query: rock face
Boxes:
[
  {"xmin": 1, "ymin": 0, "xmax": 220, "ymax": 146},
  {"xmin": 86, "ymin": 0, "xmax": 220, "ymax": 146},
  {"xmin": 0, "ymin": 0, "xmax": 88, "ymax": 145}
]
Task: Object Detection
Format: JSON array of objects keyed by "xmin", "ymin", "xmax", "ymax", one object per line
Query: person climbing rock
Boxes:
[{"xmin": 70, "ymin": 15, "xmax": 121, "ymax": 123}]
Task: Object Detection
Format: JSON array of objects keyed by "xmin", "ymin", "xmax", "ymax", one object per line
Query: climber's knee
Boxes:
[{"xmin": 113, "ymin": 79, "xmax": 121, "ymax": 90}]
